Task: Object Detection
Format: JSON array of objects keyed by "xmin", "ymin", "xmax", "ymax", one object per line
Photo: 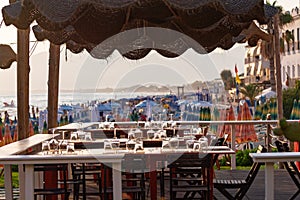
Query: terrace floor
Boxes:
[{"xmin": 1, "ymin": 169, "xmax": 299, "ymax": 200}]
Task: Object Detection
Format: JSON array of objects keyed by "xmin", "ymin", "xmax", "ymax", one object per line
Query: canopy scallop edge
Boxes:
[{"xmin": 1, "ymin": 0, "xmax": 277, "ymax": 62}]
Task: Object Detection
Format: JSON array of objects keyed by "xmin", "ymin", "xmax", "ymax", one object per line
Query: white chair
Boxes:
[
  {"xmin": 70, "ymin": 131, "xmax": 78, "ymax": 140},
  {"xmin": 84, "ymin": 132, "xmax": 92, "ymax": 141}
]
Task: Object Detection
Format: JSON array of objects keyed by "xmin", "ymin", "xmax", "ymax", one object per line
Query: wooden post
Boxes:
[
  {"xmin": 47, "ymin": 43, "xmax": 60, "ymax": 129},
  {"xmin": 45, "ymin": 43, "xmax": 60, "ymax": 200},
  {"xmin": 17, "ymin": 28, "xmax": 30, "ymax": 140},
  {"xmin": 274, "ymin": 14, "xmax": 283, "ymax": 120}
]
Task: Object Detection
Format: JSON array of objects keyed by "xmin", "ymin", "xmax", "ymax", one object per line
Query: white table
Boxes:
[
  {"xmin": 0, "ymin": 134, "xmax": 58, "ymax": 156},
  {"xmin": 250, "ymin": 152, "xmax": 300, "ymax": 200},
  {"xmin": 0, "ymin": 153, "xmax": 124, "ymax": 200}
]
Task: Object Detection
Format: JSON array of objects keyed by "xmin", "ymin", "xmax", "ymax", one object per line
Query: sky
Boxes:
[{"xmin": 0, "ymin": 0, "xmax": 299, "ymax": 95}]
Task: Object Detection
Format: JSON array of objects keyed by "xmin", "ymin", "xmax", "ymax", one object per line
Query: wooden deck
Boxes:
[
  {"xmin": 1, "ymin": 169, "xmax": 299, "ymax": 199},
  {"xmin": 75, "ymin": 169, "xmax": 300, "ymax": 200}
]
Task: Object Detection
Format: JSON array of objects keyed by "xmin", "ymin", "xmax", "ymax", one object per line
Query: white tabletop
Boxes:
[
  {"xmin": 250, "ymin": 152, "xmax": 300, "ymax": 162},
  {"xmin": 0, "ymin": 134, "xmax": 59, "ymax": 156}
]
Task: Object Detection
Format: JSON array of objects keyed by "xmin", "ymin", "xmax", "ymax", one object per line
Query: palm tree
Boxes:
[
  {"xmin": 239, "ymin": 84, "xmax": 261, "ymax": 106},
  {"xmin": 260, "ymin": 1, "xmax": 293, "ymax": 92}
]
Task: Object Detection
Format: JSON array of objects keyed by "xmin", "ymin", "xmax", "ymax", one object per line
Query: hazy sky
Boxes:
[{"xmin": 0, "ymin": 0, "xmax": 298, "ymax": 95}]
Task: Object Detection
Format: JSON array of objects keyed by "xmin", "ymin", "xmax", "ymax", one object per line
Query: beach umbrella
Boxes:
[
  {"xmin": 0, "ymin": 124, "xmax": 3, "ymax": 142},
  {"xmin": 90, "ymin": 105, "xmax": 99, "ymax": 122},
  {"xmin": 270, "ymin": 100, "xmax": 277, "ymax": 120},
  {"xmin": 29, "ymin": 122, "xmax": 34, "ymax": 137},
  {"xmin": 236, "ymin": 102, "xmax": 257, "ymax": 144},
  {"xmin": 297, "ymin": 100, "xmax": 300, "ymax": 119},
  {"xmin": 261, "ymin": 102, "xmax": 270, "ymax": 120},
  {"xmin": 220, "ymin": 106, "xmax": 235, "ymax": 140},
  {"xmin": 97, "ymin": 103, "xmax": 112, "ymax": 112},
  {"xmin": 4, "ymin": 125, "xmax": 13, "ymax": 145},
  {"xmin": 13, "ymin": 125, "xmax": 18, "ymax": 142},
  {"xmin": 210, "ymin": 107, "xmax": 220, "ymax": 135},
  {"xmin": 135, "ymin": 100, "xmax": 157, "ymax": 108},
  {"xmin": 254, "ymin": 101, "xmax": 262, "ymax": 120},
  {"xmin": 290, "ymin": 99, "xmax": 298, "ymax": 120}
]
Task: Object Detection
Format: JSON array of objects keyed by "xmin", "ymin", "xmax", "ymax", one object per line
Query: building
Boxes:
[
  {"xmin": 244, "ymin": 6, "xmax": 300, "ymax": 88},
  {"xmin": 244, "ymin": 41, "xmax": 270, "ymax": 88},
  {"xmin": 281, "ymin": 7, "xmax": 300, "ymax": 87}
]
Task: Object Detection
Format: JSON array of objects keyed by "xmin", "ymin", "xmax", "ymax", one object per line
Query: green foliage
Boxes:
[
  {"xmin": 219, "ymin": 148, "xmax": 258, "ymax": 166},
  {"xmin": 236, "ymin": 149, "xmax": 254, "ymax": 166},
  {"xmin": 220, "ymin": 70, "xmax": 234, "ymax": 90},
  {"xmin": 282, "ymin": 83, "xmax": 300, "ymax": 119},
  {"xmin": 240, "ymin": 84, "xmax": 261, "ymax": 106},
  {"xmin": 0, "ymin": 172, "xmax": 19, "ymax": 188}
]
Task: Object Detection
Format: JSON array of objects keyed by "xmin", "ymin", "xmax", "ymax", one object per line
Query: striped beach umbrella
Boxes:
[
  {"xmin": 290, "ymin": 99, "xmax": 298, "ymax": 120},
  {"xmin": 297, "ymin": 100, "xmax": 300, "ymax": 119},
  {"xmin": 254, "ymin": 101, "xmax": 262, "ymax": 120},
  {"xmin": 210, "ymin": 107, "xmax": 220, "ymax": 134},
  {"xmin": 261, "ymin": 102, "xmax": 270, "ymax": 120},
  {"xmin": 236, "ymin": 102, "xmax": 257, "ymax": 144},
  {"xmin": 271, "ymin": 100, "xmax": 277, "ymax": 120}
]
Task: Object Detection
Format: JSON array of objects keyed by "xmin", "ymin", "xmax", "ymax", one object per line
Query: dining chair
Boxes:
[
  {"xmin": 275, "ymin": 140, "xmax": 300, "ymax": 200},
  {"xmin": 213, "ymin": 145, "xmax": 266, "ymax": 200},
  {"xmin": 71, "ymin": 163, "xmax": 103, "ymax": 200},
  {"xmin": 34, "ymin": 164, "xmax": 71, "ymax": 200},
  {"xmin": 103, "ymin": 154, "xmax": 148, "ymax": 200},
  {"xmin": 167, "ymin": 153, "xmax": 213, "ymax": 200}
]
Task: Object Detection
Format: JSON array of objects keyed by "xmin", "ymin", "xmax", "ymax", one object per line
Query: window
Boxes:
[
  {"xmin": 292, "ymin": 29, "xmax": 295, "ymax": 52},
  {"xmin": 292, "ymin": 65, "xmax": 296, "ymax": 78},
  {"xmin": 298, "ymin": 65, "xmax": 300, "ymax": 77},
  {"xmin": 283, "ymin": 66, "xmax": 286, "ymax": 82},
  {"xmin": 297, "ymin": 28, "xmax": 300, "ymax": 50},
  {"xmin": 287, "ymin": 66, "xmax": 291, "ymax": 79}
]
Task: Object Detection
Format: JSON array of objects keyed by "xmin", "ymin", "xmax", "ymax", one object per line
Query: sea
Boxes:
[{"xmin": 0, "ymin": 91, "xmax": 151, "ymax": 120}]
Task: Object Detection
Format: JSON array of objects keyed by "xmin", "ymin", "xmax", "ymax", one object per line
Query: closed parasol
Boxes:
[
  {"xmin": 29, "ymin": 122, "xmax": 34, "ymax": 137},
  {"xmin": 220, "ymin": 106, "xmax": 235, "ymax": 140},
  {"xmin": 4, "ymin": 124, "xmax": 13, "ymax": 145},
  {"xmin": 254, "ymin": 101, "xmax": 262, "ymax": 120},
  {"xmin": 290, "ymin": 99, "xmax": 298, "ymax": 120},
  {"xmin": 236, "ymin": 102, "xmax": 257, "ymax": 144},
  {"xmin": 13, "ymin": 125, "xmax": 18, "ymax": 142},
  {"xmin": 270, "ymin": 100, "xmax": 277, "ymax": 120},
  {"xmin": 210, "ymin": 107, "xmax": 220, "ymax": 135}
]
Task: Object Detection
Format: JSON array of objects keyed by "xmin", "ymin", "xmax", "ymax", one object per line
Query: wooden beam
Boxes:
[
  {"xmin": 47, "ymin": 43, "xmax": 60, "ymax": 129},
  {"xmin": 274, "ymin": 14, "xmax": 283, "ymax": 120},
  {"xmin": 17, "ymin": 28, "xmax": 30, "ymax": 140},
  {"xmin": 45, "ymin": 43, "xmax": 60, "ymax": 200}
]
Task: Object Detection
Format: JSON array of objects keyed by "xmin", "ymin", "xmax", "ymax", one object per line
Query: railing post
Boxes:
[
  {"xmin": 267, "ymin": 124, "xmax": 272, "ymax": 152},
  {"xmin": 231, "ymin": 124, "xmax": 236, "ymax": 169}
]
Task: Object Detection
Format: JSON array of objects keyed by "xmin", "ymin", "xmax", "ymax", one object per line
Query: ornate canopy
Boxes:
[{"xmin": 2, "ymin": 0, "xmax": 277, "ymax": 61}]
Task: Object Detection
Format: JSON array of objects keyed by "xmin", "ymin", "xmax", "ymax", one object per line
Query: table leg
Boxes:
[
  {"xmin": 265, "ymin": 162, "xmax": 274, "ymax": 200},
  {"xmin": 25, "ymin": 164, "xmax": 34, "ymax": 200},
  {"xmin": 18, "ymin": 164, "xmax": 25, "ymax": 198},
  {"xmin": 112, "ymin": 162, "xmax": 122, "ymax": 200},
  {"xmin": 150, "ymin": 159, "xmax": 157, "ymax": 200},
  {"xmin": 4, "ymin": 165, "xmax": 13, "ymax": 200}
]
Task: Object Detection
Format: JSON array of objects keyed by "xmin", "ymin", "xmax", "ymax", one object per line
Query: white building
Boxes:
[
  {"xmin": 244, "ymin": 6, "xmax": 300, "ymax": 88},
  {"xmin": 281, "ymin": 7, "xmax": 300, "ymax": 87},
  {"xmin": 244, "ymin": 42, "xmax": 270, "ymax": 86}
]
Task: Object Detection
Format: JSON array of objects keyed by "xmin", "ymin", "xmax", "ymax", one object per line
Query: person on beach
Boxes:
[{"xmin": 4, "ymin": 111, "xmax": 10, "ymax": 124}]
